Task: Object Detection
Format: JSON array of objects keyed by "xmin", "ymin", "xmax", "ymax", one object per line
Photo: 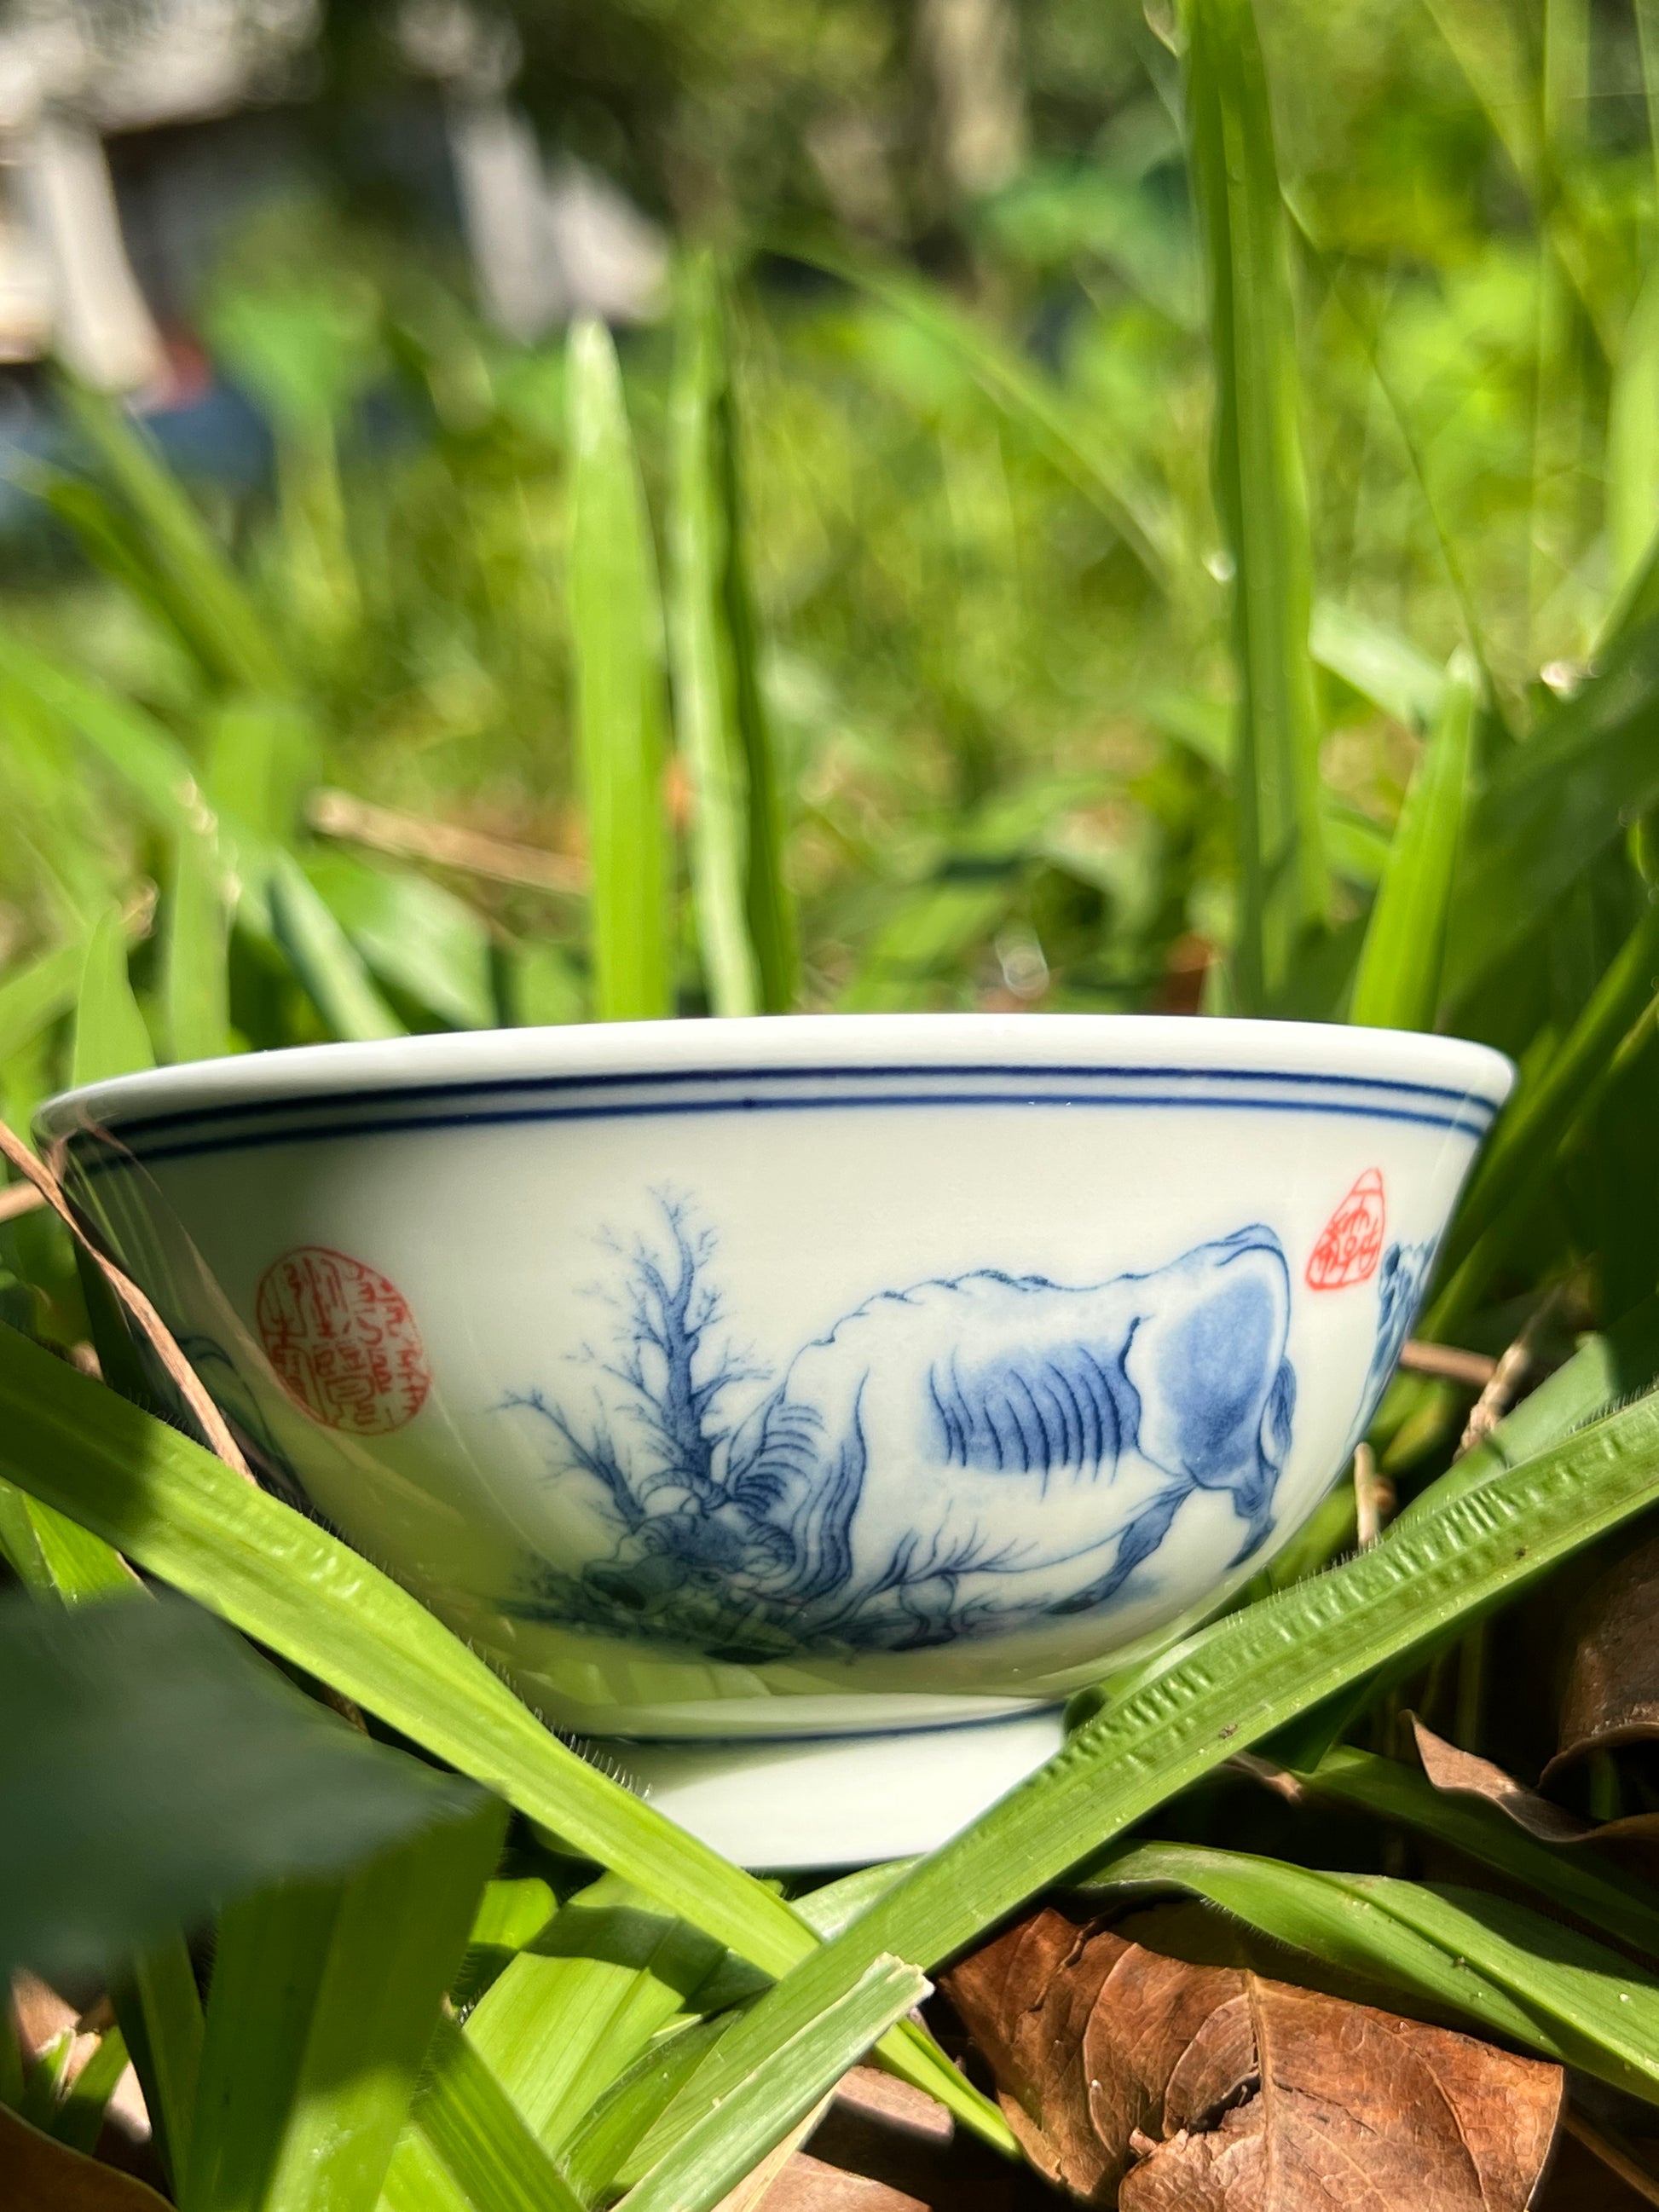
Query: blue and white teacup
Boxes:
[{"xmin": 38, "ymin": 1014, "xmax": 1512, "ymax": 1864}]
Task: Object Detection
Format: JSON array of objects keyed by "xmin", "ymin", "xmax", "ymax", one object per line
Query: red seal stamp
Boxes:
[
  {"xmin": 1306, "ymin": 1170, "xmax": 1386, "ymax": 1291},
  {"xmin": 256, "ymin": 1246, "xmax": 431, "ymax": 1434}
]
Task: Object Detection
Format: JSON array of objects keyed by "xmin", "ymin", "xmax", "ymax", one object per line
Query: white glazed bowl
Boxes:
[{"xmin": 39, "ymin": 1016, "xmax": 1510, "ymax": 1854}]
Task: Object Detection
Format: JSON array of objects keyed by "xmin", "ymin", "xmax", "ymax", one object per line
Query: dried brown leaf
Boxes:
[
  {"xmin": 752, "ymin": 2155, "xmax": 930, "ymax": 2210},
  {"xmin": 0, "ymin": 2105, "xmax": 170, "ymax": 2210},
  {"xmin": 1552, "ymin": 1531, "xmax": 1659, "ymax": 1776},
  {"xmin": 1407, "ymin": 1715, "xmax": 1593, "ymax": 1844},
  {"xmin": 943, "ymin": 1906, "xmax": 1563, "ymax": 2209}
]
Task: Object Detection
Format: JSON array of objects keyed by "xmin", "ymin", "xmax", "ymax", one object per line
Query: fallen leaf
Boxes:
[
  {"xmin": 769, "ymin": 2062, "xmax": 1054, "ymax": 2210},
  {"xmin": 0, "ymin": 2105, "xmax": 170, "ymax": 2209},
  {"xmin": 1551, "ymin": 1531, "xmax": 1659, "ymax": 1776},
  {"xmin": 943, "ymin": 1905, "xmax": 1563, "ymax": 2209},
  {"xmin": 754, "ymin": 2154, "xmax": 930, "ymax": 2209},
  {"xmin": 1408, "ymin": 1716, "xmax": 1593, "ymax": 1843}
]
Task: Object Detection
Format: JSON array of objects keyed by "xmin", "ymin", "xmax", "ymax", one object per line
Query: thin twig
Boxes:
[
  {"xmin": 0, "ymin": 1181, "xmax": 46, "ymax": 1223},
  {"xmin": 1565, "ymin": 2106, "xmax": 1659, "ymax": 2209},
  {"xmin": 1456, "ymin": 1287, "xmax": 1563, "ymax": 1459},
  {"xmin": 1398, "ymin": 1338, "xmax": 1498, "ymax": 1388},
  {"xmin": 1353, "ymin": 1441, "xmax": 1396, "ymax": 1550},
  {"xmin": 0, "ymin": 1118, "xmax": 254, "ymax": 1482},
  {"xmin": 308, "ymin": 788, "xmax": 587, "ymax": 898}
]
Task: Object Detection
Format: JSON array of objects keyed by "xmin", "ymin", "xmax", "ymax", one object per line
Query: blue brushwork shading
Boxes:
[
  {"xmin": 1344, "ymin": 1238, "xmax": 1438, "ymax": 1457},
  {"xmin": 501, "ymin": 1194, "xmax": 1298, "ymax": 1661}
]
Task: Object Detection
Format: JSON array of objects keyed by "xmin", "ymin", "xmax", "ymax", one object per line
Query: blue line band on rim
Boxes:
[
  {"xmin": 47, "ymin": 1054, "xmax": 1507, "ymax": 1150},
  {"xmin": 61, "ymin": 1083, "xmax": 1496, "ymax": 1179}
]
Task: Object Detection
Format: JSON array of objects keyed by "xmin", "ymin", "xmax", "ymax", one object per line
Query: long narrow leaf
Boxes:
[
  {"xmin": 1309, "ymin": 600, "xmax": 1447, "ymax": 734},
  {"xmin": 1185, "ymin": 0, "xmax": 1327, "ymax": 1008},
  {"xmin": 1425, "ymin": 897, "xmax": 1659, "ymax": 1327},
  {"xmin": 0, "ymin": 1448, "xmax": 197, "ymax": 2186},
  {"xmin": 668, "ymin": 256, "xmax": 796, "ymax": 1016},
  {"xmin": 162, "ymin": 825, "xmax": 231, "ymax": 1064},
  {"xmin": 566, "ymin": 321, "xmax": 673, "ymax": 1023},
  {"xmin": 0, "ymin": 633, "xmax": 206, "ymax": 835},
  {"xmin": 58, "ymin": 377, "xmax": 289, "ymax": 697},
  {"xmin": 633, "ymin": 1377, "xmax": 1659, "ymax": 2167},
  {"xmin": 787, "ymin": 241, "xmax": 1179, "ymax": 583},
  {"xmin": 669, "ymin": 256, "xmax": 761, "ymax": 1018},
  {"xmin": 0, "ymin": 1324, "xmax": 1005, "ymax": 2146},
  {"xmin": 1443, "ymin": 615, "xmax": 1659, "ymax": 1009},
  {"xmin": 182, "ymin": 1798, "xmax": 506, "ymax": 2212},
  {"xmin": 71, "ymin": 909, "xmax": 154, "ymax": 1087},
  {"xmin": 1348, "ymin": 653, "xmax": 1477, "ymax": 1031},
  {"xmin": 116, "ymin": 1941, "xmax": 204, "ymax": 2195},
  {"xmin": 0, "ymin": 939, "xmax": 84, "ymax": 1066},
  {"xmin": 1290, "ymin": 1743, "xmax": 1659, "ymax": 1960},
  {"xmin": 269, "ymin": 850, "xmax": 406, "ymax": 1042},
  {"xmin": 618, "ymin": 1955, "xmax": 928, "ymax": 2212},
  {"xmin": 396, "ymin": 2015, "xmax": 583, "ymax": 2212},
  {"xmin": 464, "ymin": 1874, "xmax": 724, "ymax": 2155},
  {"xmin": 1089, "ymin": 1840, "xmax": 1659, "ymax": 2103}
]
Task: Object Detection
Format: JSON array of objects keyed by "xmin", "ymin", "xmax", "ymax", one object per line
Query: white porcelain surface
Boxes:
[{"xmin": 38, "ymin": 1016, "xmax": 1512, "ymax": 1839}]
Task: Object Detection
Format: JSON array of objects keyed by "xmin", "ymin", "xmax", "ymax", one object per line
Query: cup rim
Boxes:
[{"xmin": 35, "ymin": 1014, "xmax": 1517, "ymax": 1143}]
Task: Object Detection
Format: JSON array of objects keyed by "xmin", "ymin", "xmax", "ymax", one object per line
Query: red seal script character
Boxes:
[
  {"xmin": 257, "ymin": 1246, "xmax": 431, "ymax": 1433},
  {"xmin": 1306, "ymin": 1170, "xmax": 1386, "ymax": 1291}
]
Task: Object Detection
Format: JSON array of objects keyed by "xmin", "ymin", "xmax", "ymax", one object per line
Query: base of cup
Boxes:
[{"xmin": 575, "ymin": 1705, "xmax": 1069, "ymax": 1869}]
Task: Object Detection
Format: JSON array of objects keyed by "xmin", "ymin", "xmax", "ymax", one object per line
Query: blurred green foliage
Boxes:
[{"xmin": 1, "ymin": 0, "xmax": 1658, "ymax": 1387}]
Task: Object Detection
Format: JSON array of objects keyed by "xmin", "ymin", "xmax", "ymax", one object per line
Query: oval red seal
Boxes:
[
  {"xmin": 1306, "ymin": 1170, "xmax": 1386, "ymax": 1291},
  {"xmin": 256, "ymin": 1246, "xmax": 431, "ymax": 1434}
]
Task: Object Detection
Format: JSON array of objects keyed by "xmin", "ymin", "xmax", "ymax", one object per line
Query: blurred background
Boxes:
[{"xmin": 0, "ymin": 0, "xmax": 1654, "ymax": 1061}]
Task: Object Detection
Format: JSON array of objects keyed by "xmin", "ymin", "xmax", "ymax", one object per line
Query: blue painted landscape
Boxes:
[{"xmin": 502, "ymin": 1196, "xmax": 1299, "ymax": 1661}]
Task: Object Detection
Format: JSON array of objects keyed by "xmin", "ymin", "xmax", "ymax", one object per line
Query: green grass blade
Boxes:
[
  {"xmin": 398, "ymin": 2014, "xmax": 584, "ymax": 2212},
  {"xmin": 1088, "ymin": 1841, "xmax": 1659, "ymax": 2104},
  {"xmin": 566, "ymin": 319, "xmax": 673, "ymax": 1024},
  {"xmin": 1318, "ymin": 601, "xmax": 1451, "ymax": 738},
  {"xmin": 1400, "ymin": 1291, "xmax": 1659, "ymax": 1529},
  {"xmin": 454, "ymin": 1878, "xmax": 558, "ymax": 2010},
  {"xmin": 1443, "ymin": 617, "xmax": 1659, "ymax": 1010},
  {"xmin": 0, "ymin": 1324, "xmax": 1006, "ymax": 2147},
  {"xmin": 57, "ymin": 376, "xmax": 289, "ymax": 698},
  {"xmin": 162, "ymin": 825, "xmax": 231, "ymax": 1064},
  {"xmin": 558, "ymin": 2019, "xmax": 729, "ymax": 2210},
  {"xmin": 1348, "ymin": 653, "xmax": 1477, "ymax": 1031},
  {"xmin": 1608, "ymin": 267, "xmax": 1659, "ymax": 603},
  {"xmin": 0, "ymin": 1447, "xmax": 197, "ymax": 2187},
  {"xmin": 0, "ymin": 1588, "xmax": 493, "ymax": 1987},
  {"xmin": 0, "ymin": 1477, "xmax": 137, "ymax": 1603},
  {"xmin": 464, "ymin": 1874, "xmax": 724, "ymax": 2156},
  {"xmin": 1425, "ymin": 900, "xmax": 1659, "ymax": 1325},
  {"xmin": 1184, "ymin": 0, "xmax": 1327, "ymax": 1010},
  {"xmin": 0, "ymin": 633, "xmax": 205, "ymax": 836},
  {"xmin": 182, "ymin": 1798, "xmax": 506, "ymax": 2212},
  {"xmin": 306, "ymin": 854, "xmax": 494, "ymax": 1031},
  {"xmin": 0, "ymin": 939, "xmax": 85, "ymax": 1066},
  {"xmin": 49, "ymin": 2025, "xmax": 129, "ymax": 2153},
  {"xmin": 1292, "ymin": 1743, "xmax": 1659, "ymax": 1960},
  {"xmin": 72, "ymin": 909, "xmax": 154, "ymax": 1087},
  {"xmin": 618, "ymin": 1956, "xmax": 928, "ymax": 2212},
  {"xmin": 1265, "ymin": 1294, "xmax": 1659, "ymax": 1770},
  {"xmin": 632, "ymin": 1377, "xmax": 1659, "ymax": 2165},
  {"xmin": 669, "ymin": 254, "xmax": 761, "ymax": 1018},
  {"xmin": 269, "ymin": 850, "xmax": 406, "ymax": 1042},
  {"xmin": 787, "ymin": 240, "xmax": 1179, "ymax": 584},
  {"xmin": 1309, "ymin": 601, "xmax": 1448, "ymax": 734},
  {"xmin": 115, "ymin": 1941, "xmax": 204, "ymax": 2194}
]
